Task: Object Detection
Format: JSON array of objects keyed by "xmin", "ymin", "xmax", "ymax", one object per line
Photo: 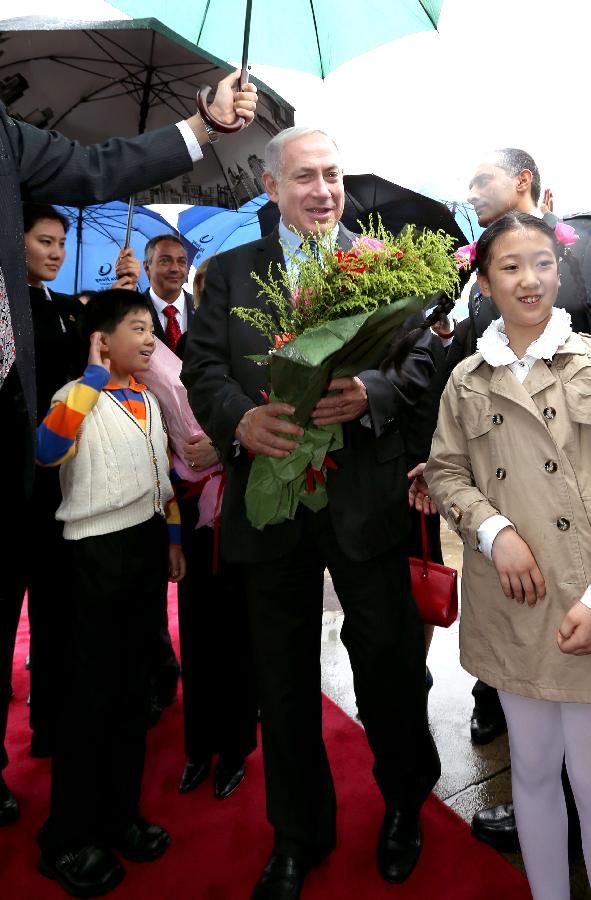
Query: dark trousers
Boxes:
[
  {"xmin": 0, "ymin": 375, "xmax": 29, "ymax": 773},
  {"xmin": 241, "ymin": 507, "xmax": 440, "ymax": 861},
  {"xmin": 177, "ymin": 494, "xmax": 257, "ymax": 762},
  {"xmin": 38, "ymin": 515, "xmax": 169, "ymax": 853},
  {"xmin": 27, "ymin": 466, "xmax": 69, "ymax": 749}
]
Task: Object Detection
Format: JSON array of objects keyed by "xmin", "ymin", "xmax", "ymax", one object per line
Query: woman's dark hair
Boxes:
[
  {"xmin": 474, "ymin": 211, "xmax": 588, "ymax": 310},
  {"xmin": 22, "ymin": 202, "xmax": 70, "ymax": 235},
  {"xmin": 79, "ymin": 289, "xmax": 151, "ymax": 347}
]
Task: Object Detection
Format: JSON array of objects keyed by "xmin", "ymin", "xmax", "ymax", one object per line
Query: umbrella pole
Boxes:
[
  {"xmin": 124, "ymin": 198, "xmax": 134, "ymax": 250},
  {"xmin": 74, "ymin": 207, "xmax": 83, "ymax": 294},
  {"xmin": 196, "ymin": 0, "xmax": 251, "ymax": 133}
]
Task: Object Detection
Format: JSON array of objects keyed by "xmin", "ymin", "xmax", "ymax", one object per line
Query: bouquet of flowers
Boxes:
[{"xmin": 233, "ymin": 219, "xmax": 460, "ymax": 530}]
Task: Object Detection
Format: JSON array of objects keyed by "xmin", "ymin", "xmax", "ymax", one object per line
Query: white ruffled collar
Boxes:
[{"xmin": 476, "ymin": 307, "xmax": 572, "ymax": 367}]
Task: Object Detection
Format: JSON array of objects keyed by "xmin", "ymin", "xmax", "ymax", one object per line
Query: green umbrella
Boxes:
[{"xmin": 114, "ymin": 0, "xmax": 443, "ymax": 79}]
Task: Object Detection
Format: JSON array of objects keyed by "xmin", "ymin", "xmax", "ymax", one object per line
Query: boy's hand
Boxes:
[
  {"xmin": 491, "ymin": 527, "xmax": 546, "ymax": 607},
  {"xmin": 168, "ymin": 545, "xmax": 186, "ymax": 583},
  {"xmin": 407, "ymin": 463, "xmax": 438, "ymax": 514},
  {"xmin": 89, "ymin": 331, "xmax": 110, "ymax": 372},
  {"xmin": 183, "ymin": 433, "xmax": 219, "ymax": 470},
  {"xmin": 557, "ymin": 602, "xmax": 591, "ymax": 655}
]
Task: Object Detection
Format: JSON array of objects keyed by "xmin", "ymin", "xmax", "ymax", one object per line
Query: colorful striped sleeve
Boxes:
[{"xmin": 37, "ymin": 364, "xmax": 110, "ymax": 467}]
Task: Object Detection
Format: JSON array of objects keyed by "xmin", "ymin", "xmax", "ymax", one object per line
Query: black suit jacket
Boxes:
[
  {"xmin": 143, "ymin": 288, "xmax": 194, "ymax": 358},
  {"xmin": 0, "ymin": 100, "xmax": 194, "ymax": 492},
  {"xmin": 181, "ymin": 225, "xmax": 435, "ymax": 564}
]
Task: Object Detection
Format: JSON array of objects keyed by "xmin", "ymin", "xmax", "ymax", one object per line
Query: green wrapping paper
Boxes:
[{"xmin": 244, "ymin": 296, "xmax": 426, "ymax": 529}]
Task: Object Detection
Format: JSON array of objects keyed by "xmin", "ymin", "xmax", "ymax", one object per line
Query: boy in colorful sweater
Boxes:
[{"xmin": 35, "ymin": 290, "xmax": 185, "ymax": 899}]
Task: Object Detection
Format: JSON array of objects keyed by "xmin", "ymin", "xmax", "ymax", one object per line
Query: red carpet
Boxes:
[{"xmin": 1, "ymin": 587, "xmax": 532, "ymax": 899}]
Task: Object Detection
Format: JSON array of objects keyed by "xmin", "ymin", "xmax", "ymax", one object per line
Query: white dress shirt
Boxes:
[
  {"xmin": 175, "ymin": 121, "xmax": 203, "ymax": 165},
  {"xmin": 150, "ymin": 287, "xmax": 188, "ymax": 335}
]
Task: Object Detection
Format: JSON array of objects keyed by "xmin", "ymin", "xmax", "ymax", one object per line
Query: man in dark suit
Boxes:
[
  {"xmin": 143, "ymin": 234, "xmax": 194, "ymax": 355},
  {"xmin": 181, "ymin": 126, "xmax": 440, "ymax": 900},
  {"xmin": 0, "ymin": 71, "xmax": 257, "ymax": 850}
]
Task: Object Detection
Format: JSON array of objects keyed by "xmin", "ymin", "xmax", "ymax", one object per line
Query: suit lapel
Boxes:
[
  {"xmin": 144, "ymin": 288, "xmax": 168, "ymax": 344},
  {"xmin": 251, "ymin": 229, "xmax": 288, "ymax": 328}
]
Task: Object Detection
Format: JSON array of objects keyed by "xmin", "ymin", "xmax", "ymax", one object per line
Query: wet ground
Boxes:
[{"xmin": 320, "ymin": 524, "xmax": 591, "ymax": 898}]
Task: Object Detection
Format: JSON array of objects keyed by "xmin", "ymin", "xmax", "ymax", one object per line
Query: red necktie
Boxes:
[{"xmin": 163, "ymin": 304, "xmax": 182, "ymax": 352}]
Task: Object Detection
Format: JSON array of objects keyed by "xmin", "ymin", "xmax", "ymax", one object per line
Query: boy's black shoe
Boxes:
[
  {"xmin": 111, "ymin": 818, "xmax": 170, "ymax": 862},
  {"xmin": 38, "ymin": 845, "xmax": 124, "ymax": 898},
  {"xmin": 0, "ymin": 775, "xmax": 19, "ymax": 826}
]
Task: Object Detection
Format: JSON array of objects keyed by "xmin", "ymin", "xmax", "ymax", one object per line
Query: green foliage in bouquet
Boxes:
[
  {"xmin": 233, "ymin": 217, "xmax": 460, "ymax": 343},
  {"xmin": 230, "ymin": 218, "xmax": 461, "ymax": 530}
]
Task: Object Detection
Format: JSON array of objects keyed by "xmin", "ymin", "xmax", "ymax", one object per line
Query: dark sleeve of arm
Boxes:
[
  {"xmin": 11, "ymin": 117, "xmax": 193, "ymax": 204},
  {"xmin": 357, "ymin": 328, "xmax": 435, "ymax": 438},
  {"xmin": 180, "ymin": 256, "xmax": 256, "ymax": 464}
]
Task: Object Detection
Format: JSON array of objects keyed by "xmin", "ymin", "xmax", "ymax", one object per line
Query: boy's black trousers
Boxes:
[{"xmin": 38, "ymin": 514, "xmax": 169, "ymax": 853}]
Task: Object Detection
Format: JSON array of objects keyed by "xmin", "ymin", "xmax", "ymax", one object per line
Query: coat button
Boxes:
[
  {"xmin": 543, "ymin": 407, "xmax": 556, "ymax": 420},
  {"xmin": 544, "ymin": 460, "xmax": 558, "ymax": 473},
  {"xmin": 495, "ymin": 467, "xmax": 506, "ymax": 479},
  {"xmin": 492, "ymin": 414, "xmax": 504, "ymax": 425},
  {"xmin": 556, "ymin": 517, "xmax": 570, "ymax": 531}
]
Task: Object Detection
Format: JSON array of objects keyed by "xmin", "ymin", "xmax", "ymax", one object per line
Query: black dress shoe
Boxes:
[
  {"xmin": 178, "ymin": 757, "xmax": 211, "ymax": 794},
  {"xmin": 111, "ymin": 818, "xmax": 170, "ymax": 862},
  {"xmin": 470, "ymin": 705, "xmax": 507, "ymax": 745},
  {"xmin": 38, "ymin": 845, "xmax": 124, "ymax": 898},
  {"xmin": 471, "ymin": 802, "xmax": 520, "ymax": 852},
  {"xmin": 252, "ymin": 854, "xmax": 307, "ymax": 900},
  {"xmin": 377, "ymin": 810, "xmax": 421, "ymax": 883},
  {"xmin": 0, "ymin": 776, "xmax": 19, "ymax": 827},
  {"xmin": 214, "ymin": 757, "xmax": 245, "ymax": 800}
]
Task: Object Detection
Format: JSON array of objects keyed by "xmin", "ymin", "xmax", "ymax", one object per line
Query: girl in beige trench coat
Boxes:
[{"xmin": 423, "ymin": 213, "xmax": 591, "ymax": 900}]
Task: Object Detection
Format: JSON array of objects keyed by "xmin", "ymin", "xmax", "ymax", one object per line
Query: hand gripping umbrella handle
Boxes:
[{"xmin": 196, "ymin": 66, "xmax": 249, "ymax": 134}]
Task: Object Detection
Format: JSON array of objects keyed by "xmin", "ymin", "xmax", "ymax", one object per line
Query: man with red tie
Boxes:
[{"xmin": 143, "ymin": 235, "xmax": 193, "ymax": 357}]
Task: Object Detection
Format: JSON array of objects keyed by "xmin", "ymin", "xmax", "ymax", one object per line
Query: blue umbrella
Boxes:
[
  {"xmin": 179, "ymin": 194, "xmax": 269, "ymax": 265},
  {"xmin": 50, "ymin": 201, "xmax": 197, "ymax": 294}
]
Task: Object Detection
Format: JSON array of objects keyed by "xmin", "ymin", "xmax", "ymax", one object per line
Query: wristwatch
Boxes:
[{"xmin": 198, "ymin": 111, "xmax": 219, "ymax": 144}]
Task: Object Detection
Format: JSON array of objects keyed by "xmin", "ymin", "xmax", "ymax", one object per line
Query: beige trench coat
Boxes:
[{"xmin": 425, "ymin": 332, "xmax": 591, "ymax": 702}]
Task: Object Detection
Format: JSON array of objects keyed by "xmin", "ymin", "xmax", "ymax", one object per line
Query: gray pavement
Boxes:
[{"xmin": 320, "ymin": 524, "xmax": 591, "ymax": 898}]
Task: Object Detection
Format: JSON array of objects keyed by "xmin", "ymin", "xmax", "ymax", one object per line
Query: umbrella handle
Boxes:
[{"xmin": 196, "ymin": 66, "xmax": 250, "ymax": 134}]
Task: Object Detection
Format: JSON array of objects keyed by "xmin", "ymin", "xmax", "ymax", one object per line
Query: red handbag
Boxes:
[{"xmin": 409, "ymin": 511, "xmax": 458, "ymax": 627}]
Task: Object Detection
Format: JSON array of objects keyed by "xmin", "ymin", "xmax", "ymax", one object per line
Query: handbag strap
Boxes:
[{"xmin": 420, "ymin": 509, "xmax": 431, "ymax": 575}]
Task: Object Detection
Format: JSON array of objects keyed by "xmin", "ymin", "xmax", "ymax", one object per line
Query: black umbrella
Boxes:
[
  {"xmin": 257, "ymin": 174, "xmax": 468, "ymax": 246},
  {"xmin": 0, "ymin": 16, "xmax": 294, "ymax": 210}
]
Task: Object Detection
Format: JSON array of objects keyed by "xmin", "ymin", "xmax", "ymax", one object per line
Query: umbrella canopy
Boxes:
[
  {"xmin": 50, "ymin": 201, "xmax": 188, "ymax": 294},
  {"xmin": 114, "ymin": 0, "xmax": 443, "ymax": 78},
  {"xmin": 339, "ymin": 175, "xmax": 468, "ymax": 245},
  {"xmin": 179, "ymin": 193, "xmax": 269, "ymax": 265},
  {"xmin": 0, "ymin": 16, "xmax": 294, "ymax": 208}
]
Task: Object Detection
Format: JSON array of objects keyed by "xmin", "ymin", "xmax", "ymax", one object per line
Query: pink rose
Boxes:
[
  {"xmin": 350, "ymin": 236, "xmax": 384, "ymax": 258},
  {"xmin": 554, "ymin": 222, "xmax": 580, "ymax": 246},
  {"xmin": 453, "ymin": 240, "xmax": 477, "ymax": 270}
]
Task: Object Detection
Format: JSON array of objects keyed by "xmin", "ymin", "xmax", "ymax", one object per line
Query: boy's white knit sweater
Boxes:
[{"xmin": 53, "ymin": 381, "xmax": 173, "ymax": 540}]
